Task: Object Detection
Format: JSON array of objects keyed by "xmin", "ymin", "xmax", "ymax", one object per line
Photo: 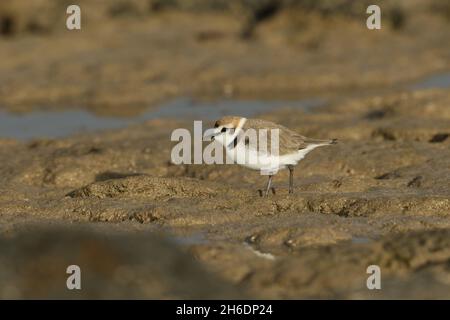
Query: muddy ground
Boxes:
[{"xmin": 0, "ymin": 1, "xmax": 450, "ymax": 299}]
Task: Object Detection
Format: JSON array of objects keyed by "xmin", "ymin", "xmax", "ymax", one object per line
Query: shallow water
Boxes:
[
  {"xmin": 150, "ymin": 97, "xmax": 323, "ymax": 119},
  {"xmin": 412, "ymin": 72, "xmax": 450, "ymax": 90},
  {"xmin": 351, "ymin": 237, "xmax": 372, "ymax": 244},
  {"xmin": 171, "ymin": 232, "xmax": 208, "ymax": 246},
  {"xmin": 1, "ymin": 71, "xmax": 449, "ymax": 141},
  {"xmin": 0, "ymin": 110, "xmax": 132, "ymax": 140},
  {"xmin": 0, "ymin": 98, "xmax": 323, "ymax": 140}
]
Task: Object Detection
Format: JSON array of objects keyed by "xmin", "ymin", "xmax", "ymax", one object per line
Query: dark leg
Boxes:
[
  {"xmin": 288, "ymin": 165, "xmax": 294, "ymax": 194},
  {"xmin": 265, "ymin": 175, "xmax": 273, "ymax": 197}
]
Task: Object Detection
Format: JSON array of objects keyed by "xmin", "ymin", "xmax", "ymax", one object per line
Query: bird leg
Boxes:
[
  {"xmin": 264, "ymin": 175, "xmax": 273, "ymax": 197},
  {"xmin": 288, "ymin": 165, "xmax": 294, "ymax": 194}
]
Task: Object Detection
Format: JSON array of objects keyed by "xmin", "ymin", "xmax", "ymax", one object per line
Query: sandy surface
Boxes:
[{"xmin": 0, "ymin": 0, "xmax": 449, "ymax": 299}]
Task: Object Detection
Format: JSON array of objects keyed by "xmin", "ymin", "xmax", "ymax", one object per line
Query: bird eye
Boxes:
[{"xmin": 221, "ymin": 127, "xmax": 227, "ymax": 133}]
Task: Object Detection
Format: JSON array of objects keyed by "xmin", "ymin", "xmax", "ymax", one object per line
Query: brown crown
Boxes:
[{"xmin": 214, "ymin": 116, "xmax": 242, "ymax": 128}]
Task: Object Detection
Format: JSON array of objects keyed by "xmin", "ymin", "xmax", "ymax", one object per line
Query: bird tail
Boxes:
[{"xmin": 305, "ymin": 138, "xmax": 338, "ymax": 145}]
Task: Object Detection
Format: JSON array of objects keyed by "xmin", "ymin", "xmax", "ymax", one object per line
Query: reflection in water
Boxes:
[{"xmin": 0, "ymin": 98, "xmax": 323, "ymax": 140}]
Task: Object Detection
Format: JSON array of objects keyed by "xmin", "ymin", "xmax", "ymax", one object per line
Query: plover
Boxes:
[{"xmin": 207, "ymin": 116, "xmax": 337, "ymax": 196}]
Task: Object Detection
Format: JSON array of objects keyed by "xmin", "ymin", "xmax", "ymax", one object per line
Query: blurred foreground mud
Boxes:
[{"xmin": 0, "ymin": 225, "xmax": 242, "ymax": 299}]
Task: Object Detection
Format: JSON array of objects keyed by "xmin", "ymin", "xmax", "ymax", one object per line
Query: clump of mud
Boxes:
[{"xmin": 66, "ymin": 175, "xmax": 218, "ymax": 200}]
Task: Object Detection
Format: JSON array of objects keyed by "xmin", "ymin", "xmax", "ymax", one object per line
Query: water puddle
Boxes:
[
  {"xmin": 150, "ymin": 97, "xmax": 323, "ymax": 120},
  {"xmin": 351, "ymin": 237, "xmax": 372, "ymax": 244},
  {"xmin": 411, "ymin": 72, "xmax": 450, "ymax": 90},
  {"xmin": 171, "ymin": 232, "xmax": 209, "ymax": 246},
  {"xmin": 0, "ymin": 109, "xmax": 135, "ymax": 141},
  {"xmin": 0, "ymin": 97, "xmax": 323, "ymax": 140},
  {"xmin": 1, "ymin": 71, "xmax": 449, "ymax": 141}
]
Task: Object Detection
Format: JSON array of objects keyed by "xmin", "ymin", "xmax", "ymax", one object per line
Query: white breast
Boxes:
[{"xmin": 226, "ymin": 143, "xmax": 323, "ymax": 174}]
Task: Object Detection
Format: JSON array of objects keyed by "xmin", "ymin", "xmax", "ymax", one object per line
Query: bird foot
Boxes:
[{"xmin": 258, "ymin": 188, "xmax": 276, "ymax": 197}]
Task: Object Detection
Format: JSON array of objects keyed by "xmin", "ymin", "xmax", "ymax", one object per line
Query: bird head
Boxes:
[{"xmin": 204, "ymin": 116, "xmax": 245, "ymax": 146}]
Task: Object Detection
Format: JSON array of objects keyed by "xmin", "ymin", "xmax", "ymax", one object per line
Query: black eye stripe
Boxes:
[{"xmin": 221, "ymin": 127, "xmax": 227, "ymax": 133}]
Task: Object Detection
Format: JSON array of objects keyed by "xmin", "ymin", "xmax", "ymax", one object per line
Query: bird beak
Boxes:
[{"xmin": 204, "ymin": 128, "xmax": 220, "ymax": 141}]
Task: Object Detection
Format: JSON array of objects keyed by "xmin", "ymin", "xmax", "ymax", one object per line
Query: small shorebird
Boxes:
[{"xmin": 207, "ymin": 116, "xmax": 337, "ymax": 196}]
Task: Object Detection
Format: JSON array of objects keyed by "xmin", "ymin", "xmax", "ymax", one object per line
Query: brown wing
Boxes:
[{"xmin": 242, "ymin": 118, "xmax": 335, "ymax": 155}]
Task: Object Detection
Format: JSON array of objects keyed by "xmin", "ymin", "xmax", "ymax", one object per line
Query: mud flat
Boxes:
[
  {"xmin": 1, "ymin": 87, "xmax": 450, "ymax": 298},
  {"xmin": 1, "ymin": 0, "xmax": 450, "ymax": 298}
]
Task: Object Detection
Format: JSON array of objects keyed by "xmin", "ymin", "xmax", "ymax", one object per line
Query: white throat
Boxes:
[
  {"xmin": 221, "ymin": 117, "xmax": 247, "ymax": 149},
  {"xmin": 229, "ymin": 117, "xmax": 247, "ymax": 146}
]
